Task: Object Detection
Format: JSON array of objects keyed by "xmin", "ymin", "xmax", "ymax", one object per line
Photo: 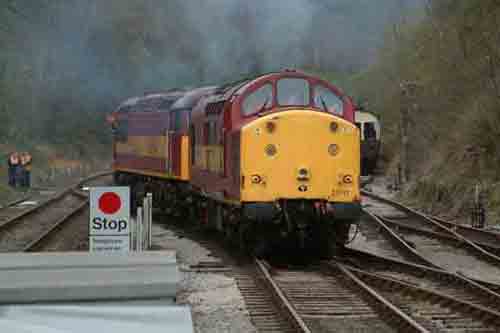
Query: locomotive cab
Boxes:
[{"xmin": 225, "ymin": 71, "xmax": 362, "ymax": 256}]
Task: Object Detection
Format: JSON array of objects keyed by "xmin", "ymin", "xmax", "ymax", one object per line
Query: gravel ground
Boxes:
[{"xmin": 151, "ymin": 224, "xmax": 257, "ymax": 333}]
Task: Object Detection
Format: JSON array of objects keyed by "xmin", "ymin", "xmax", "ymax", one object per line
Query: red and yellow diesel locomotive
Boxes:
[{"xmin": 110, "ymin": 70, "xmax": 361, "ymax": 257}]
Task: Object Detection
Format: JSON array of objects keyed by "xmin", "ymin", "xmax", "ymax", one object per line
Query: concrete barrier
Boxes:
[
  {"xmin": 0, "ymin": 302, "xmax": 193, "ymax": 333},
  {"xmin": 0, "ymin": 251, "xmax": 179, "ymax": 304}
]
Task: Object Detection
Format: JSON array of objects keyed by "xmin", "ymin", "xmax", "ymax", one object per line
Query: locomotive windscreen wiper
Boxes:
[
  {"xmin": 319, "ymin": 96, "xmax": 329, "ymax": 113},
  {"xmin": 256, "ymin": 98, "xmax": 270, "ymax": 116}
]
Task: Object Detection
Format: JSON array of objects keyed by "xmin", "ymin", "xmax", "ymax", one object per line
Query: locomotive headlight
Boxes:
[
  {"xmin": 330, "ymin": 122, "xmax": 338, "ymax": 132},
  {"xmin": 343, "ymin": 175, "xmax": 353, "ymax": 184},
  {"xmin": 266, "ymin": 121, "xmax": 276, "ymax": 133},
  {"xmin": 328, "ymin": 144, "xmax": 339, "ymax": 156},
  {"xmin": 265, "ymin": 144, "xmax": 277, "ymax": 156},
  {"xmin": 251, "ymin": 174, "xmax": 262, "ymax": 184}
]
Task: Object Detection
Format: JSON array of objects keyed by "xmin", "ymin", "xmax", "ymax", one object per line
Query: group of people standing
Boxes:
[{"xmin": 7, "ymin": 152, "xmax": 32, "ymax": 188}]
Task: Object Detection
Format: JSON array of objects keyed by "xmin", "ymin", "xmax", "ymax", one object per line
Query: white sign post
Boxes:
[{"xmin": 89, "ymin": 187, "xmax": 130, "ymax": 253}]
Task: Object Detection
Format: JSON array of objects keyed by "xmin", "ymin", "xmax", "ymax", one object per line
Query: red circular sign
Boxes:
[{"xmin": 98, "ymin": 192, "xmax": 121, "ymax": 215}]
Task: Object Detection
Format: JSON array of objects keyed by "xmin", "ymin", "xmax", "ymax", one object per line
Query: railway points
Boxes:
[{"xmin": 361, "ymin": 189, "xmax": 500, "ymax": 287}]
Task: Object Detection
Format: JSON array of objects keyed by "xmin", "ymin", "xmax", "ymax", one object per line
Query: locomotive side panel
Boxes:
[{"xmin": 114, "ymin": 112, "xmax": 189, "ymax": 180}]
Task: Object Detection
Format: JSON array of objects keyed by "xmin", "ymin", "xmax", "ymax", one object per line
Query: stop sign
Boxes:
[{"xmin": 89, "ymin": 187, "xmax": 130, "ymax": 253}]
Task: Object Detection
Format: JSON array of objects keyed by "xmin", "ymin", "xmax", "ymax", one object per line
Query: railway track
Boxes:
[
  {"xmin": 361, "ymin": 190, "xmax": 500, "ymax": 286},
  {"xmin": 430, "ymin": 215, "xmax": 500, "ymax": 256},
  {"xmin": 337, "ymin": 261, "xmax": 500, "ymax": 332},
  {"xmin": 0, "ymin": 171, "xmax": 111, "ymax": 252},
  {"xmin": 159, "ymin": 199, "xmax": 500, "ymax": 332},
  {"xmin": 342, "ymin": 248, "xmax": 500, "ymax": 317},
  {"xmin": 258, "ymin": 259, "xmax": 429, "ymax": 332},
  {"xmin": 362, "ymin": 189, "xmax": 500, "ymax": 255},
  {"xmin": 261, "ymin": 252, "xmax": 500, "ymax": 332},
  {"xmin": 348, "ymin": 210, "xmax": 433, "ymax": 266}
]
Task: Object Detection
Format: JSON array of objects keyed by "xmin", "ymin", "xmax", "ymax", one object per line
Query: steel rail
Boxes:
[
  {"xmin": 361, "ymin": 208, "xmax": 500, "ymax": 293},
  {"xmin": 0, "ymin": 172, "xmax": 111, "ymax": 252},
  {"xmin": 0, "ymin": 171, "xmax": 110, "ymax": 232},
  {"xmin": 255, "ymin": 259, "xmax": 312, "ymax": 333},
  {"xmin": 0, "ymin": 195, "xmax": 31, "ymax": 210},
  {"xmin": 342, "ymin": 247, "xmax": 500, "ymax": 310},
  {"xmin": 331, "ymin": 262, "xmax": 431, "ymax": 333},
  {"xmin": 361, "ymin": 209, "xmax": 438, "ymax": 268},
  {"xmin": 340, "ymin": 263, "xmax": 500, "ymax": 329},
  {"xmin": 258, "ymin": 257, "xmax": 430, "ymax": 333},
  {"xmin": 24, "ymin": 199, "xmax": 89, "ymax": 252},
  {"xmin": 363, "ymin": 190, "xmax": 500, "ymax": 266},
  {"xmin": 362, "ymin": 190, "xmax": 500, "ymax": 257},
  {"xmin": 430, "ymin": 215, "xmax": 500, "ymax": 254}
]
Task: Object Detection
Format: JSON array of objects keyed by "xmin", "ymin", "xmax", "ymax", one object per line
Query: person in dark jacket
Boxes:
[
  {"xmin": 7, "ymin": 152, "xmax": 17, "ymax": 187},
  {"xmin": 20, "ymin": 152, "xmax": 32, "ymax": 188}
]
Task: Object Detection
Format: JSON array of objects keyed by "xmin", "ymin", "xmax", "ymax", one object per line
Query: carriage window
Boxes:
[
  {"xmin": 242, "ymin": 84, "xmax": 273, "ymax": 116},
  {"xmin": 313, "ymin": 85, "xmax": 343, "ymax": 115},
  {"xmin": 277, "ymin": 78, "xmax": 309, "ymax": 105}
]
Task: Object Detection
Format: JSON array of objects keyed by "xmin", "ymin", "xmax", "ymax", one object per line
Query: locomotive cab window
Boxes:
[
  {"xmin": 242, "ymin": 84, "xmax": 273, "ymax": 116},
  {"xmin": 313, "ymin": 85, "xmax": 343, "ymax": 116},
  {"xmin": 277, "ymin": 78, "xmax": 309, "ymax": 106}
]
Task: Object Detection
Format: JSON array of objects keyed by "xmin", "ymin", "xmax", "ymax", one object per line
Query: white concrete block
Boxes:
[
  {"xmin": 0, "ymin": 251, "xmax": 179, "ymax": 304},
  {"xmin": 0, "ymin": 302, "xmax": 193, "ymax": 333}
]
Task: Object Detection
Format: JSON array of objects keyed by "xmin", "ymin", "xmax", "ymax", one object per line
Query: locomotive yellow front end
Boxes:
[{"xmin": 239, "ymin": 109, "xmax": 361, "ymax": 257}]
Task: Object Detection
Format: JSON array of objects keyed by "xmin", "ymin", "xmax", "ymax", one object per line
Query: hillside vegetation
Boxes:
[{"xmin": 349, "ymin": 0, "xmax": 500, "ymax": 223}]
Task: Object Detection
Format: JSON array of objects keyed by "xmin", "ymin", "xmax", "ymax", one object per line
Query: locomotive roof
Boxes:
[
  {"xmin": 210, "ymin": 69, "xmax": 347, "ymax": 102},
  {"xmin": 170, "ymin": 86, "xmax": 218, "ymax": 110},
  {"xmin": 116, "ymin": 91, "xmax": 185, "ymax": 112}
]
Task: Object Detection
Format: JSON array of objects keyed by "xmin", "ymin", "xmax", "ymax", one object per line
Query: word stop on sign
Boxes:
[{"xmin": 89, "ymin": 187, "xmax": 130, "ymax": 253}]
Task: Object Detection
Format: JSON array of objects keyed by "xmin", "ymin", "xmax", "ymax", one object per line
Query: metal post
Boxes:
[
  {"xmin": 143, "ymin": 197, "xmax": 148, "ymax": 250},
  {"xmin": 147, "ymin": 193, "xmax": 153, "ymax": 249},
  {"xmin": 136, "ymin": 207, "xmax": 143, "ymax": 251},
  {"xmin": 400, "ymin": 107, "xmax": 409, "ymax": 184}
]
